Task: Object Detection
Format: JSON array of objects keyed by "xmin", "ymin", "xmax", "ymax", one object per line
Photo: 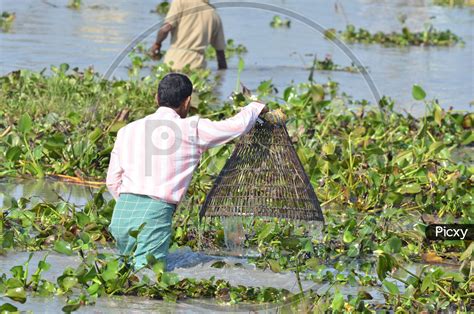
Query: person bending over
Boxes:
[{"xmin": 106, "ymin": 73, "xmax": 266, "ymax": 269}]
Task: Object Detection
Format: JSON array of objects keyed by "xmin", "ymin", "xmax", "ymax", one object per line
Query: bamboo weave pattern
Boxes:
[{"xmin": 200, "ymin": 120, "xmax": 324, "ymax": 222}]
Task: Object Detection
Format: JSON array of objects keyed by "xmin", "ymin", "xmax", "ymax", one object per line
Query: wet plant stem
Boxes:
[
  {"xmin": 390, "ymin": 275, "xmax": 409, "ymax": 285},
  {"xmin": 295, "ymin": 254, "xmax": 304, "ymax": 294},
  {"xmin": 434, "ymin": 283, "xmax": 457, "ymax": 302},
  {"xmin": 348, "ymin": 135, "xmax": 354, "ymax": 188},
  {"xmin": 398, "ymin": 265, "xmax": 420, "ymax": 280},
  {"xmin": 320, "ymin": 191, "xmax": 344, "ymax": 206},
  {"xmin": 401, "ymin": 204, "xmax": 423, "ymax": 211},
  {"xmin": 382, "ymin": 288, "xmax": 426, "ymax": 306}
]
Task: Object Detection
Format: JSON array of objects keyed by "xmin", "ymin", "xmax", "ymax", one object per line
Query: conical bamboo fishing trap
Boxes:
[{"xmin": 199, "ymin": 116, "xmax": 324, "ymax": 223}]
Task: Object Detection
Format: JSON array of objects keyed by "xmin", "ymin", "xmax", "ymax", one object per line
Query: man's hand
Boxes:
[
  {"xmin": 259, "ymin": 105, "xmax": 269, "ymax": 115},
  {"xmin": 263, "ymin": 108, "xmax": 287, "ymax": 125},
  {"xmin": 151, "ymin": 23, "xmax": 172, "ymax": 59},
  {"xmin": 149, "ymin": 42, "xmax": 162, "ymax": 59}
]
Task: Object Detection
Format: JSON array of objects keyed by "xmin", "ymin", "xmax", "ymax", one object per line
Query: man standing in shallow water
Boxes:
[
  {"xmin": 106, "ymin": 73, "xmax": 266, "ymax": 269},
  {"xmin": 150, "ymin": 0, "xmax": 227, "ymax": 70}
]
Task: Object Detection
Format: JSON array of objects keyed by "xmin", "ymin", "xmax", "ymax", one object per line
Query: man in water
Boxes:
[
  {"xmin": 106, "ymin": 73, "xmax": 266, "ymax": 269},
  {"xmin": 150, "ymin": 0, "xmax": 227, "ymax": 70}
]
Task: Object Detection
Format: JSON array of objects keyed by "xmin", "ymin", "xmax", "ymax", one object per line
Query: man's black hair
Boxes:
[{"xmin": 157, "ymin": 73, "xmax": 193, "ymax": 108}]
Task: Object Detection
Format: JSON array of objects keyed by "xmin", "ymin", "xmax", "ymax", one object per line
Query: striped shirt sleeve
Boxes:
[
  {"xmin": 196, "ymin": 102, "xmax": 265, "ymax": 150},
  {"xmin": 106, "ymin": 129, "xmax": 124, "ymax": 200}
]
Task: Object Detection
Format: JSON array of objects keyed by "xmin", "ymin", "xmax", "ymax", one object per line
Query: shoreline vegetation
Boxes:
[{"xmin": 0, "ymin": 62, "xmax": 472, "ymax": 312}]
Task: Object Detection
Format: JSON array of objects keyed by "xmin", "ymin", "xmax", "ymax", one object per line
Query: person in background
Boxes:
[
  {"xmin": 150, "ymin": 0, "xmax": 227, "ymax": 70},
  {"xmin": 106, "ymin": 73, "xmax": 266, "ymax": 269}
]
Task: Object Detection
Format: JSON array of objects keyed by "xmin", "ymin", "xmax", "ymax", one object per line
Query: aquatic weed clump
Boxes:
[
  {"xmin": 311, "ymin": 54, "xmax": 362, "ymax": 73},
  {"xmin": 326, "ymin": 24, "xmax": 464, "ymax": 47},
  {"xmin": 433, "ymin": 0, "xmax": 474, "ymax": 6},
  {"xmin": 270, "ymin": 15, "xmax": 291, "ymax": 28},
  {"xmin": 151, "ymin": 1, "xmax": 170, "ymax": 15}
]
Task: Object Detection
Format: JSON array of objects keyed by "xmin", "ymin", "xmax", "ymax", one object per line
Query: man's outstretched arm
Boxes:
[
  {"xmin": 106, "ymin": 130, "xmax": 124, "ymax": 200},
  {"xmin": 150, "ymin": 23, "xmax": 172, "ymax": 58},
  {"xmin": 150, "ymin": 0, "xmax": 181, "ymax": 57},
  {"xmin": 197, "ymin": 102, "xmax": 268, "ymax": 150}
]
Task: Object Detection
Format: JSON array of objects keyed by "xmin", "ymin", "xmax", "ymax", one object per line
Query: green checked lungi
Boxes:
[{"xmin": 109, "ymin": 193, "xmax": 176, "ymax": 269}]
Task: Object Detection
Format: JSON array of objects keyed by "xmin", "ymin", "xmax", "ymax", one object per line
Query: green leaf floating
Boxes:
[{"xmin": 412, "ymin": 84, "xmax": 426, "ymax": 100}]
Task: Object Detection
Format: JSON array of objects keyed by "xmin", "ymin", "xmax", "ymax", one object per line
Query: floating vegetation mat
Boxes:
[
  {"xmin": 312, "ymin": 54, "xmax": 363, "ymax": 73},
  {"xmin": 325, "ymin": 24, "xmax": 464, "ymax": 47},
  {"xmin": 433, "ymin": 0, "xmax": 474, "ymax": 6},
  {"xmin": 0, "ymin": 64, "xmax": 473, "ymax": 311}
]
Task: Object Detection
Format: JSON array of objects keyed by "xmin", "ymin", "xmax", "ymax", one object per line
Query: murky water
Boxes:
[
  {"xmin": 1, "ymin": 0, "xmax": 473, "ymax": 115},
  {"xmin": 0, "ymin": 177, "xmax": 109, "ymax": 208},
  {"xmin": 221, "ymin": 216, "xmax": 249, "ymax": 255},
  {"xmin": 0, "ymin": 248, "xmax": 388, "ymax": 312},
  {"xmin": 2, "ymin": 247, "xmax": 454, "ymax": 312}
]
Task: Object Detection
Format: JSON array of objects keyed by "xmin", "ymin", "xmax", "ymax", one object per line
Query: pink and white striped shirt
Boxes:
[{"xmin": 106, "ymin": 102, "xmax": 265, "ymax": 204}]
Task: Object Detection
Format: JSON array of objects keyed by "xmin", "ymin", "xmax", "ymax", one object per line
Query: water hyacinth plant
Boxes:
[
  {"xmin": 151, "ymin": 1, "xmax": 170, "ymax": 15},
  {"xmin": 433, "ymin": 0, "xmax": 474, "ymax": 6},
  {"xmin": 325, "ymin": 24, "xmax": 464, "ymax": 46},
  {"xmin": 0, "ymin": 59, "xmax": 472, "ymax": 311},
  {"xmin": 270, "ymin": 15, "xmax": 291, "ymax": 28}
]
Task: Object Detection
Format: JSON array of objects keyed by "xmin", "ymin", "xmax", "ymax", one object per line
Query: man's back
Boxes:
[
  {"xmin": 163, "ymin": 0, "xmax": 225, "ymax": 69},
  {"xmin": 106, "ymin": 103, "xmax": 264, "ymax": 204}
]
